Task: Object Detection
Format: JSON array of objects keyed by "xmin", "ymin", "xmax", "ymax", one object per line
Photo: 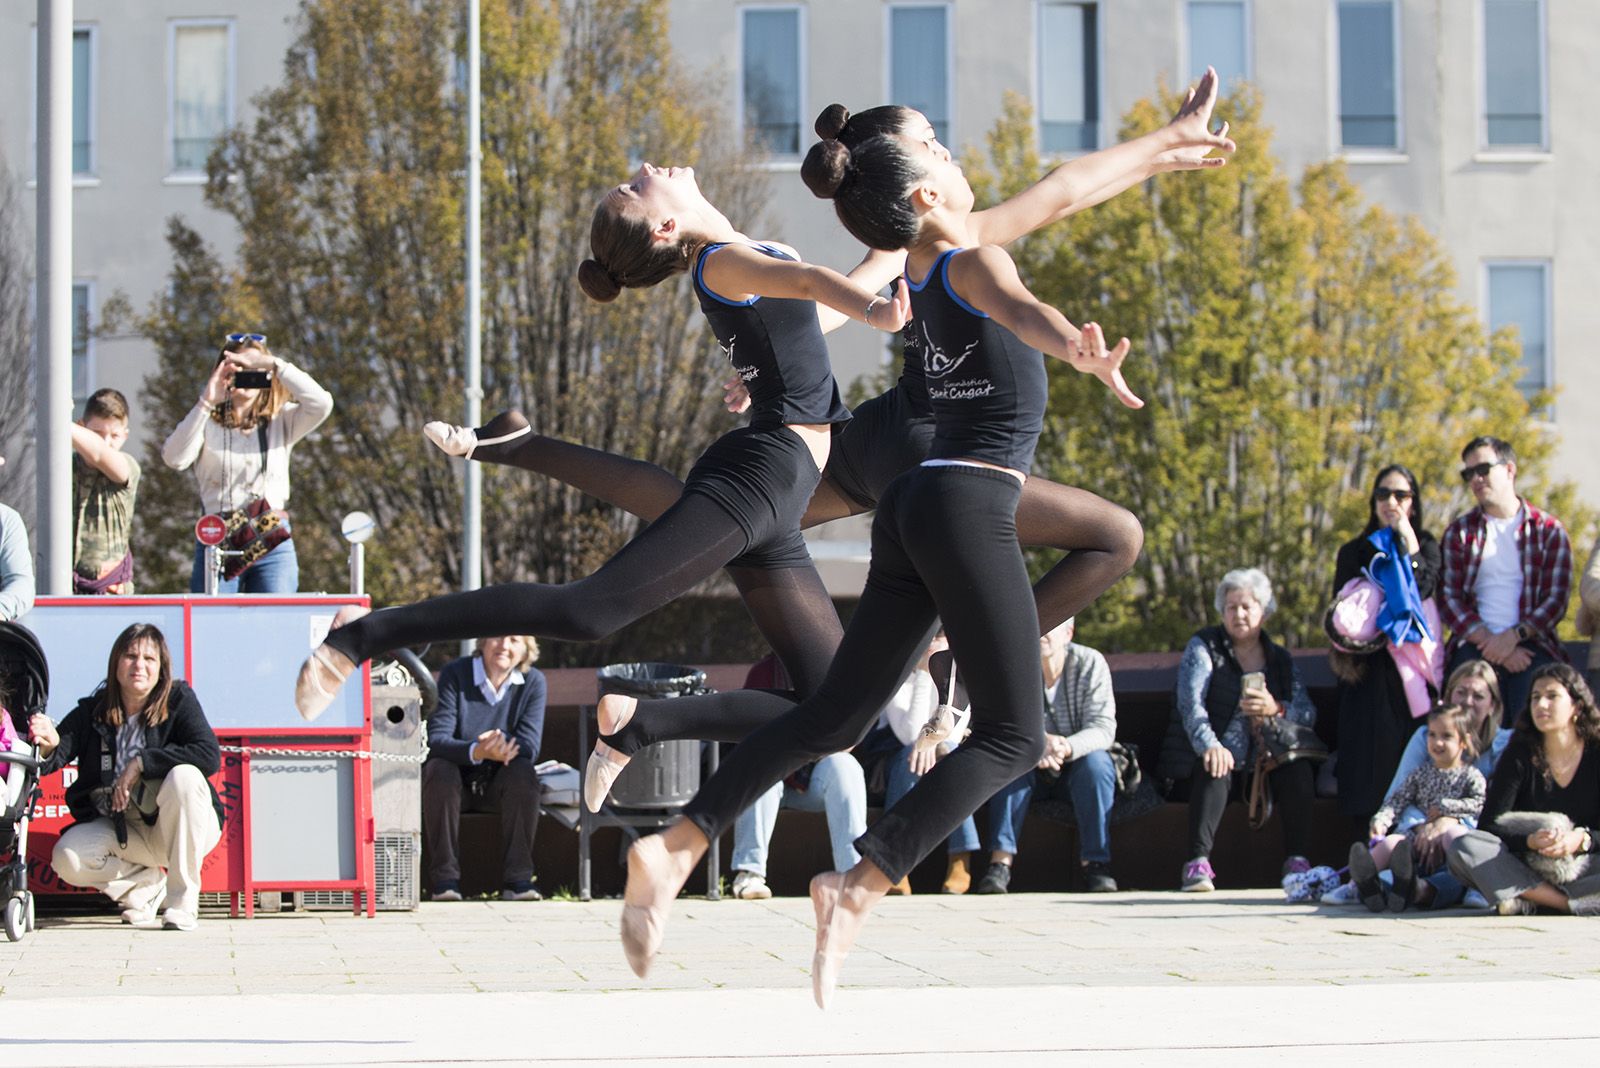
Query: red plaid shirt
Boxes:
[{"xmin": 1438, "ymin": 499, "xmax": 1573, "ymax": 661}]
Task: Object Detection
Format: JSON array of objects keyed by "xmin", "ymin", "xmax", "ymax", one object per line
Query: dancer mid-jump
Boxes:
[
  {"xmin": 293, "ymin": 163, "xmax": 909, "ymax": 720},
  {"xmin": 424, "ymin": 72, "xmax": 1234, "ymax": 809},
  {"xmin": 612, "ymin": 93, "xmax": 1211, "ymax": 1004}
]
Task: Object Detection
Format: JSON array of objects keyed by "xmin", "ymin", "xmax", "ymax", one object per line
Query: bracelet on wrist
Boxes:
[{"xmin": 865, "ymin": 297, "xmax": 884, "ymax": 324}]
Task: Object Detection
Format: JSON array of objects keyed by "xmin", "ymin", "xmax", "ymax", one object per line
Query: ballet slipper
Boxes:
[
  {"xmin": 810, "ymin": 870, "xmax": 861, "ymax": 1010},
  {"xmin": 620, "ymin": 834, "xmax": 675, "ymax": 978},
  {"xmin": 293, "ymin": 605, "xmax": 369, "ymax": 722},
  {"xmin": 423, "ymin": 410, "xmax": 531, "ymax": 460},
  {"xmin": 583, "ymin": 741, "xmax": 630, "ymax": 813},
  {"xmin": 912, "ymin": 701, "xmax": 970, "ymax": 756},
  {"xmin": 583, "ymin": 695, "xmax": 639, "ymax": 812}
]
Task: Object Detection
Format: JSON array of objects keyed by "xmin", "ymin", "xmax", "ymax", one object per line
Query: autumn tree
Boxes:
[
  {"xmin": 967, "ymin": 87, "xmax": 1583, "ymax": 651},
  {"xmin": 0, "ymin": 154, "xmax": 36, "ymax": 520},
  {"xmin": 126, "ymin": 0, "xmax": 773, "ymax": 664}
]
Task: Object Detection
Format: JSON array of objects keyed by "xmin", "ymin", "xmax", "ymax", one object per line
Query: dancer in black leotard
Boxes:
[
  {"xmin": 290, "ymin": 163, "xmax": 910, "ymax": 720},
  {"xmin": 610, "ymin": 102, "xmax": 1205, "ymax": 1006},
  {"xmin": 425, "ymin": 72, "xmax": 1235, "ymax": 807}
]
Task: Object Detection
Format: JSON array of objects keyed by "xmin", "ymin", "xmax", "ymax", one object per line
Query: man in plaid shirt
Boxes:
[{"xmin": 1440, "ymin": 435, "xmax": 1572, "ymax": 726}]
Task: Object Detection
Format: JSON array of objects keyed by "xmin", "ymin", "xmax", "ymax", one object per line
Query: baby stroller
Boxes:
[{"xmin": 0, "ymin": 621, "xmax": 47, "ymax": 942}]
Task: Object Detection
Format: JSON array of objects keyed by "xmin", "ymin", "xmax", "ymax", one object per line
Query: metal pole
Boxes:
[
  {"xmin": 349, "ymin": 541, "xmax": 364, "ymax": 597},
  {"xmin": 461, "ymin": 0, "xmax": 482, "ymax": 654},
  {"xmin": 35, "ymin": 0, "xmax": 73, "ymax": 595},
  {"xmin": 203, "ymin": 546, "xmax": 220, "ymax": 596}
]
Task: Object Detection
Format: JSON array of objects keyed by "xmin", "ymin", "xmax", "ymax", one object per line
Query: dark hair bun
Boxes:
[
  {"xmin": 577, "ymin": 259, "xmax": 622, "ymax": 302},
  {"xmin": 801, "ymin": 139, "xmax": 851, "ymax": 199},
  {"xmin": 814, "ymin": 103, "xmax": 851, "ymax": 140}
]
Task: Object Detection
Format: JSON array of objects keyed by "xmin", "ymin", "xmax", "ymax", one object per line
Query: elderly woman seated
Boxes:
[{"xmin": 1158, "ymin": 568, "xmax": 1320, "ymax": 891}]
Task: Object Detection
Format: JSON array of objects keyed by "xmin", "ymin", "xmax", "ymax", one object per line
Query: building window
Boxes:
[
  {"xmin": 1482, "ymin": 0, "xmax": 1546, "ymax": 149},
  {"xmin": 1187, "ymin": 1, "xmax": 1248, "ymax": 89},
  {"xmin": 1336, "ymin": 1, "xmax": 1399, "ymax": 150},
  {"xmin": 1039, "ymin": 2, "xmax": 1098, "ymax": 153},
  {"xmin": 889, "ymin": 5, "xmax": 950, "ymax": 145},
  {"xmin": 171, "ymin": 21, "xmax": 234, "ymax": 174},
  {"xmin": 72, "ymin": 282, "xmax": 93, "ymax": 405},
  {"xmin": 72, "ymin": 28, "xmax": 94, "ymax": 174},
  {"xmin": 740, "ymin": 7, "xmax": 803, "ymax": 156},
  {"xmin": 1485, "ymin": 262, "xmax": 1550, "ymax": 395}
]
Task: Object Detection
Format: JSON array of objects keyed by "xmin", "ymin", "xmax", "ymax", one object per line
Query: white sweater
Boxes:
[{"xmin": 161, "ymin": 358, "xmax": 334, "ymax": 514}]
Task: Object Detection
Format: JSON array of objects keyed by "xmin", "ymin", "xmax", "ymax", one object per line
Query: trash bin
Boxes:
[{"xmin": 596, "ymin": 662, "xmax": 708, "ymax": 810}]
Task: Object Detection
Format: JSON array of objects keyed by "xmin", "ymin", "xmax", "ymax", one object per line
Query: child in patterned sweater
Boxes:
[{"xmin": 1348, "ymin": 703, "xmax": 1486, "ymax": 912}]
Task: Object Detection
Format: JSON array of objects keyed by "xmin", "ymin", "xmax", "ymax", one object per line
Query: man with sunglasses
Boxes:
[{"xmin": 1439, "ymin": 435, "xmax": 1573, "ymax": 726}]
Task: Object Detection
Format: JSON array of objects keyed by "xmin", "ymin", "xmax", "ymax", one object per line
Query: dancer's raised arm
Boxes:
[
  {"xmin": 970, "ymin": 67, "xmax": 1234, "ymax": 247},
  {"xmin": 816, "ymin": 247, "xmax": 908, "ymax": 334},
  {"xmin": 699, "ymin": 242, "xmax": 910, "ymax": 332},
  {"xmin": 947, "ymin": 244, "xmax": 1140, "ymax": 410}
]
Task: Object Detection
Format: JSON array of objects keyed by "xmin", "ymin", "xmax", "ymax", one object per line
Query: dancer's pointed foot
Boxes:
[
  {"xmin": 810, "ymin": 869, "xmax": 883, "ymax": 1010},
  {"xmin": 423, "ymin": 409, "xmax": 531, "ymax": 460},
  {"xmin": 294, "ymin": 605, "xmax": 368, "ymax": 721},
  {"xmin": 583, "ymin": 694, "xmax": 639, "ymax": 812},
  {"xmin": 620, "ymin": 833, "xmax": 679, "ymax": 978}
]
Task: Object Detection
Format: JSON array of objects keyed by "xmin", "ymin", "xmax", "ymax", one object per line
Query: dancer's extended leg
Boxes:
[
  {"xmin": 295, "ymin": 493, "xmax": 748, "ymax": 719},
  {"xmin": 427, "ymin": 409, "xmax": 687, "ymax": 522},
  {"xmin": 1015, "ymin": 479, "xmax": 1143, "ymax": 634}
]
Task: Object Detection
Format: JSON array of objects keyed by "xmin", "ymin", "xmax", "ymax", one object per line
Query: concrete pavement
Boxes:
[{"xmin": 3, "ymin": 891, "xmax": 1597, "ymax": 1064}]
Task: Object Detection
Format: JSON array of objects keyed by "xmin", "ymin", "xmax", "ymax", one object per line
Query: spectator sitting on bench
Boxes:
[
  {"xmin": 972, "ymin": 618, "xmax": 1120, "ymax": 894},
  {"xmin": 1158, "ymin": 567, "xmax": 1319, "ymax": 892},
  {"xmin": 730, "ymin": 655, "xmax": 868, "ymax": 900},
  {"xmin": 423, "ymin": 635, "xmax": 547, "ymax": 902}
]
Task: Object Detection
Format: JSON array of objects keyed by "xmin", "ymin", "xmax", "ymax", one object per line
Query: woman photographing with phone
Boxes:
[{"xmin": 161, "ymin": 333, "xmax": 334, "ymax": 593}]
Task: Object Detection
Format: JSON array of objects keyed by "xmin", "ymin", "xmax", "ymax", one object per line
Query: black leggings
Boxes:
[
  {"xmin": 324, "ymin": 489, "xmax": 842, "ymax": 703},
  {"xmin": 1187, "ymin": 760, "xmax": 1315, "ymax": 861},
  {"xmin": 465, "ymin": 406, "xmax": 1139, "ymax": 756},
  {"xmin": 681, "ymin": 465, "xmax": 1046, "ymax": 882}
]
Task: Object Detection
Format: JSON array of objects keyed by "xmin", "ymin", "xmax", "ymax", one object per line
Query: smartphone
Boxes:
[
  {"xmin": 233, "ymin": 370, "xmax": 272, "ymax": 389},
  {"xmin": 1240, "ymin": 672, "xmax": 1266, "ymax": 697}
]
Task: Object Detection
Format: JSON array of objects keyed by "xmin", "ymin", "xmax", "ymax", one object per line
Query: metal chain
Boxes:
[{"xmin": 218, "ymin": 743, "xmax": 429, "ymax": 764}]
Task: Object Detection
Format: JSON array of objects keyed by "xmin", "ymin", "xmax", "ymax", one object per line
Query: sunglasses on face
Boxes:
[
  {"xmin": 1459, "ymin": 460, "xmax": 1505, "ymax": 483},
  {"xmin": 1374, "ymin": 487, "xmax": 1413, "ymax": 503},
  {"xmin": 225, "ymin": 332, "xmax": 267, "ymax": 345}
]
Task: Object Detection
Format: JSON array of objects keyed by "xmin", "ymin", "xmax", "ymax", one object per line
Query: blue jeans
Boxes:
[
  {"xmin": 189, "ymin": 523, "xmax": 299, "ymax": 594},
  {"xmin": 992, "ymin": 749, "xmax": 1117, "ymax": 864},
  {"xmin": 885, "ymin": 741, "xmax": 981, "ymax": 855},
  {"xmin": 731, "ymin": 753, "xmax": 867, "ymax": 877},
  {"xmin": 1448, "ymin": 641, "xmax": 1557, "ymax": 727}
]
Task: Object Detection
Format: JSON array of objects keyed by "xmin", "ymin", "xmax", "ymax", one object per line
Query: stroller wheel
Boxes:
[{"xmin": 3, "ymin": 897, "xmax": 22, "ymax": 942}]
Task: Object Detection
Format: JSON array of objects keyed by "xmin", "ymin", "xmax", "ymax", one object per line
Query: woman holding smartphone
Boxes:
[
  {"xmin": 1157, "ymin": 567, "xmax": 1320, "ymax": 891},
  {"xmin": 161, "ymin": 333, "xmax": 334, "ymax": 594}
]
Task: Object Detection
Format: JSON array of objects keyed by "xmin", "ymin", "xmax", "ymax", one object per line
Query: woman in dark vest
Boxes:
[{"xmin": 1159, "ymin": 568, "xmax": 1319, "ymax": 891}]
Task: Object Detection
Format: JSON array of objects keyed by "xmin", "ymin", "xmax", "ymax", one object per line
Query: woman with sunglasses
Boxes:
[
  {"xmin": 161, "ymin": 332, "xmax": 334, "ymax": 593},
  {"xmin": 1329, "ymin": 464, "xmax": 1442, "ymax": 831}
]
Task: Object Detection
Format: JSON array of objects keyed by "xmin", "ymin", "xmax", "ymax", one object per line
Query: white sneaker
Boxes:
[
  {"xmin": 731, "ymin": 871, "xmax": 772, "ymax": 900},
  {"xmin": 121, "ymin": 906, "xmax": 162, "ymax": 929},
  {"xmin": 162, "ymin": 908, "xmax": 199, "ymax": 932}
]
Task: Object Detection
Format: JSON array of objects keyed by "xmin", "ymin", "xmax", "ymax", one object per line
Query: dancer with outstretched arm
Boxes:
[
  {"xmin": 293, "ymin": 163, "xmax": 909, "ymax": 721},
  {"xmin": 424, "ymin": 72, "xmax": 1234, "ymax": 809},
  {"xmin": 613, "ymin": 109, "xmax": 1166, "ymax": 1007}
]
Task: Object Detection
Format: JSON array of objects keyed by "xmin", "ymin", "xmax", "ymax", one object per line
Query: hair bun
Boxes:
[
  {"xmin": 814, "ymin": 103, "xmax": 851, "ymax": 141},
  {"xmin": 800, "ymin": 139, "xmax": 851, "ymax": 199},
  {"xmin": 577, "ymin": 258, "xmax": 622, "ymax": 303}
]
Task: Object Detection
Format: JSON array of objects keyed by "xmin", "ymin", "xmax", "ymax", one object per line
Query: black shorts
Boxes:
[
  {"xmin": 824, "ymin": 387, "xmax": 936, "ymax": 510},
  {"xmin": 683, "ymin": 424, "xmax": 822, "ymax": 570}
]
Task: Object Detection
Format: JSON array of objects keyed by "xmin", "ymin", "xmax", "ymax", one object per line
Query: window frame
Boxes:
[
  {"xmin": 1180, "ymin": 0, "xmax": 1253, "ymax": 91},
  {"xmin": 1034, "ymin": 0, "xmax": 1103, "ymax": 156},
  {"xmin": 884, "ymin": 2, "xmax": 954, "ymax": 148},
  {"xmin": 1482, "ymin": 258, "xmax": 1554, "ymax": 399},
  {"xmin": 736, "ymin": 3, "xmax": 807, "ymax": 164},
  {"xmin": 1477, "ymin": 0, "xmax": 1549, "ymax": 154},
  {"xmin": 27, "ymin": 22, "xmax": 99, "ymax": 184},
  {"xmin": 1330, "ymin": 0, "xmax": 1405, "ymax": 159},
  {"xmin": 166, "ymin": 17, "xmax": 237, "ymax": 182}
]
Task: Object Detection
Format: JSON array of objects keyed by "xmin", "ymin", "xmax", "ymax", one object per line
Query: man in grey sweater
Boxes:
[
  {"xmin": 423, "ymin": 635, "xmax": 547, "ymax": 901},
  {"xmin": 974, "ymin": 618, "xmax": 1121, "ymax": 894}
]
